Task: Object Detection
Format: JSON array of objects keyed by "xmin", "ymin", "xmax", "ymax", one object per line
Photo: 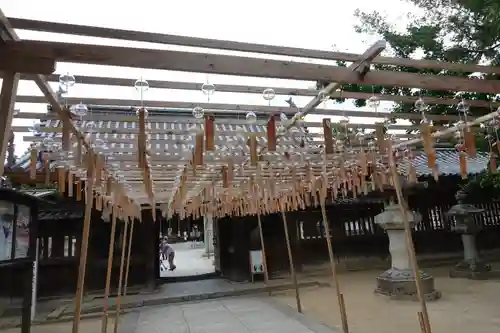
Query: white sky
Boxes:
[{"xmin": 2, "ymin": 0, "xmax": 417, "ymax": 156}]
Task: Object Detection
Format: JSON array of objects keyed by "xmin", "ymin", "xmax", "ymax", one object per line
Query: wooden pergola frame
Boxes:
[{"xmin": 2, "ymin": 10, "xmax": 499, "ymax": 333}]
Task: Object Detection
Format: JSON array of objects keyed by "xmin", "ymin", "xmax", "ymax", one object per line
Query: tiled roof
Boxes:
[
  {"xmin": 11, "ymin": 106, "xmax": 314, "ymax": 170},
  {"xmin": 10, "ymin": 105, "xmax": 490, "ymax": 178},
  {"xmin": 397, "ymin": 149, "xmax": 489, "ymax": 176}
]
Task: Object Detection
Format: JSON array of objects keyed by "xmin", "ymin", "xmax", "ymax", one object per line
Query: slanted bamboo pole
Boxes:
[
  {"xmin": 388, "ymin": 144, "xmax": 432, "ymax": 333},
  {"xmin": 319, "ymin": 197, "xmax": 349, "ymax": 333},
  {"xmin": 113, "ymin": 218, "xmax": 129, "ymax": 333},
  {"xmin": 101, "ymin": 204, "xmax": 118, "ymax": 333},
  {"xmin": 72, "ymin": 155, "xmax": 96, "ymax": 333},
  {"xmin": 256, "ymin": 212, "xmax": 269, "ymax": 284},
  {"xmin": 123, "ymin": 218, "xmax": 135, "ymax": 296},
  {"xmin": 280, "ymin": 203, "xmax": 302, "ymax": 313}
]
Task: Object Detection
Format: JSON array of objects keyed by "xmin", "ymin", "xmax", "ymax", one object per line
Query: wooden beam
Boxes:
[
  {"xmin": 0, "ymin": 71, "xmax": 19, "ymax": 175},
  {"xmin": 22, "ymin": 137, "xmax": 418, "ymax": 155},
  {"xmin": 14, "ymin": 96, "xmax": 469, "ymax": 122},
  {"xmin": 8, "ymin": 17, "xmax": 500, "ymax": 74},
  {"xmin": 0, "ymin": 44, "xmax": 55, "ymax": 74},
  {"xmin": 294, "ymin": 41, "xmax": 386, "ymax": 124},
  {"xmin": 4, "ymin": 40, "xmax": 500, "ymax": 93},
  {"xmin": 0, "ymin": 12, "xmax": 89, "ymax": 150},
  {"xmin": 14, "ymin": 73, "xmax": 500, "ymax": 109},
  {"xmin": 166, "ymin": 41, "xmax": 385, "ymax": 209},
  {"xmin": 0, "ymin": 10, "xmax": 137, "ymax": 210}
]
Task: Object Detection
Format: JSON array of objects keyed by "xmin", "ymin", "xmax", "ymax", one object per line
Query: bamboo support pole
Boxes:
[
  {"xmin": 280, "ymin": 206, "xmax": 302, "ymax": 313},
  {"xmin": 123, "ymin": 218, "xmax": 135, "ymax": 296},
  {"xmin": 393, "ymin": 109, "xmax": 500, "ymax": 149},
  {"xmin": 388, "ymin": 155, "xmax": 432, "ymax": 333},
  {"xmin": 319, "ymin": 198, "xmax": 349, "ymax": 333},
  {"xmin": 113, "ymin": 218, "xmax": 129, "ymax": 333},
  {"xmin": 72, "ymin": 156, "xmax": 96, "ymax": 333},
  {"xmin": 101, "ymin": 205, "xmax": 118, "ymax": 333},
  {"xmin": 256, "ymin": 212, "xmax": 269, "ymax": 284},
  {"xmin": 281, "ymin": 40, "xmax": 386, "ymax": 134}
]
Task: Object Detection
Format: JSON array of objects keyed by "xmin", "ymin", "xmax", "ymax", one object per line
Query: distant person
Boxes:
[
  {"xmin": 193, "ymin": 226, "xmax": 201, "ymax": 242},
  {"xmin": 159, "ymin": 238, "xmax": 167, "ymax": 260},
  {"xmin": 160, "ymin": 237, "xmax": 176, "ymax": 271}
]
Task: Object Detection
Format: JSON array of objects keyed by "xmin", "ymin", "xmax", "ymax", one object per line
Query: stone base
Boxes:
[
  {"xmin": 375, "ymin": 268, "xmax": 441, "ymax": 301},
  {"xmin": 202, "ymin": 252, "xmax": 214, "ymax": 258},
  {"xmin": 449, "ymin": 259, "xmax": 498, "ymax": 280}
]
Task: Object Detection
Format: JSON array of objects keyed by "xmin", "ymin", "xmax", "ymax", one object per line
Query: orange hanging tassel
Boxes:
[
  {"xmin": 495, "ymin": 141, "xmax": 500, "ymax": 156},
  {"xmin": 490, "ymin": 155, "xmax": 498, "ymax": 173},
  {"xmin": 30, "ymin": 148, "xmax": 37, "ymax": 179},
  {"xmin": 464, "ymin": 128, "xmax": 477, "ymax": 158},
  {"xmin": 459, "ymin": 152, "xmax": 468, "ymax": 179}
]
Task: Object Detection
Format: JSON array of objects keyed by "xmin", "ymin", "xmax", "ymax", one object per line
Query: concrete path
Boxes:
[
  {"xmin": 63, "ymin": 279, "xmax": 324, "ymax": 316},
  {"xmin": 160, "ymin": 242, "xmax": 215, "ymax": 278},
  {"xmin": 124, "ymin": 297, "xmax": 336, "ymax": 333},
  {"xmin": 0, "ymin": 278, "xmax": 328, "ymax": 329}
]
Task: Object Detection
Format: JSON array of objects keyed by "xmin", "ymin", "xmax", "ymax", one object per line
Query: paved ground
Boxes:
[
  {"xmin": 0, "ymin": 278, "xmax": 326, "ymax": 329},
  {"xmin": 274, "ymin": 266, "xmax": 500, "ymax": 333},
  {"xmin": 61, "ymin": 279, "xmax": 323, "ymax": 316},
  {"xmin": 130, "ymin": 297, "xmax": 336, "ymax": 333},
  {"xmin": 160, "ymin": 242, "xmax": 215, "ymax": 278},
  {"xmin": 1, "ymin": 297, "xmax": 337, "ymax": 333}
]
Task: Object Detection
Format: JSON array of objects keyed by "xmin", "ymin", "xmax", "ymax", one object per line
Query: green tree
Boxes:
[
  {"xmin": 318, "ymin": 0, "xmax": 500, "ymax": 127},
  {"xmin": 319, "ymin": 1, "xmax": 500, "ymax": 191}
]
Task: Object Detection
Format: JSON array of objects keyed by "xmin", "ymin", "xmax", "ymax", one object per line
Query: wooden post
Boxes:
[
  {"xmin": 0, "ymin": 71, "xmax": 19, "ymax": 175},
  {"xmin": 280, "ymin": 205, "xmax": 302, "ymax": 313},
  {"xmin": 388, "ymin": 157, "xmax": 432, "ymax": 333},
  {"xmin": 319, "ymin": 198, "xmax": 349, "ymax": 333},
  {"xmin": 101, "ymin": 205, "xmax": 118, "ymax": 333},
  {"xmin": 113, "ymin": 218, "xmax": 129, "ymax": 333},
  {"xmin": 123, "ymin": 219, "xmax": 135, "ymax": 296},
  {"xmin": 72, "ymin": 155, "xmax": 96, "ymax": 333},
  {"xmin": 256, "ymin": 212, "xmax": 269, "ymax": 284}
]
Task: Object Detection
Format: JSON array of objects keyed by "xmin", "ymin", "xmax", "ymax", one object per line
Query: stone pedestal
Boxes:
[
  {"xmin": 203, "ymin": 214, "xmax": 214, "ymax": 257},
  {"xmin": 446, "ymin": 191, "xmax": 498, "ymax": 279},
  {"xmin": 374, "ymin": 204, "xmax": 440, "ymax": 301},
  {"xmin": 449, "ymin": 233, "xmax": 493, "ymax": 279}
]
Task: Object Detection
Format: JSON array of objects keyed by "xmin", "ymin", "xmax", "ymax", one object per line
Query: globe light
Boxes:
[
  {"xmin": 134, "ymin": 78, "xmax": 149, "ymax": 92},
  {"xmin": 262, "ymin": 88, "xmax": 276, "ymax": 101},
  {"xmin": 201, "ymin": 82, "xmax": 216, "ymax": 96},
  {"xmin": 70, "ymin": 103, "xmax": 88, "ymax": 117},
  {"xmin": 245, "ymin": 111, "xmax": 257, "ymax": 124},
  {"xmin": 367, "ymin": 96, "xmax": 380, "ymax": 110},
  {"xmin": 59, "ymin": 73, "xmax": 76, "ymax": 87},
  {"xmin": 414, "ymin": 98, "xmax": 427, "ymax": 112},
  {"xmin": 192, "ymin": 106, "xmax": 204, "ymax": 119}
]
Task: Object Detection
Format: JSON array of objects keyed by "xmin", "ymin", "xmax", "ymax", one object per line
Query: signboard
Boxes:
[
  {"xmin": 250, "ymin": 250, "xmax": 265, "ymax": 274},
  {"xmin": 31, "ymin": 239, "xmax": 39, "ymax": 321}
]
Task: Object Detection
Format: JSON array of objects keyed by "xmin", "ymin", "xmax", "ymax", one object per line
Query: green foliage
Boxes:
[
  {"xmin": 320, "ymin": 0, "xmax": 500, "ymax": 196},
  {"xmin": 477, "ymin": 172, "xmax": 500, "ymax": 189},
  {"xmin": 460, "ymin": 170, "xmax": 500, "ymax": 202}
]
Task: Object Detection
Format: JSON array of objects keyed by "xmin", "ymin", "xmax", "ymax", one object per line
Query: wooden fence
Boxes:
[{"xmin": 297, "ymin": 200, "xmax": 500, "ymax": 265}]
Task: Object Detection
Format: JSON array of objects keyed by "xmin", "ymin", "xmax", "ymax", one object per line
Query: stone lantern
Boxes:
[
  {"xmin": 374, "ymin": 203, "xmax": 440, "ymax": 300},
  {"xmin": 446, "ymin": 190, "xmax": 492, "ymax": 279}
]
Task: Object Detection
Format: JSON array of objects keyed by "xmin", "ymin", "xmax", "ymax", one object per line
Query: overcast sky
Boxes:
[{"xmin": 2, "ymin": 0, "xmax": 417, "ymax": 156}]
